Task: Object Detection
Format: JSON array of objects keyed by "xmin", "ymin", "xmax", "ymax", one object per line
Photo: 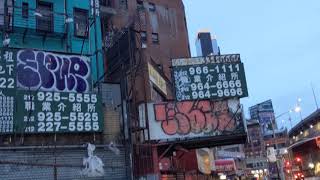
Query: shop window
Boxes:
[
  {"xmin": 140, "ymin": 31, "xmax": 147, "ymax": 42},
  {"xmin": 151, "ymin": 33, "xmax": 159, "ymax": 44},
  {"xmin": 22, "ymin": 2, "xmax": 28, "ymax": 18},
  {"xmin": 74, "ymin": 8, "xmax": 88, "ymax": 38},
  {"xmin": 148, "ymin": 2, "xmax": 156, "ymax": 12},
  {"xmin": 36, "ymin": 1, "xmax": 53, "ymax": 32},
  {"xmin": 100, "ymin": 0, "xmax": 114, "ymax": 7}
]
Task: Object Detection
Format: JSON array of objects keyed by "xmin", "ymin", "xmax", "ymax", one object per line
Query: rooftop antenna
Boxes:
[{"xmin": 311, "ymin": 82, "xmax": 319, "ymax": 110}]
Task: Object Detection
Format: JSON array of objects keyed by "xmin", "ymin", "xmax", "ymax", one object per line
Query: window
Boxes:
[
  {"xmin": 137, "ymin": 0, "xmax": 144, "ymax": 10},
  {"xmin": 36, "ymin": 1, "xmax": 53, "ymax": 32},
  {"xmin": 74, "ymin": 8, "xmax": 88, "ymax": 38},
  {"xmin": 120, "ymin": 0, "xmax": 128, "ymax": 9},
  {"xmin": 148, "ymin": 2, "xmax": 156, "ymax": 11},
  {"xmin": 151, "ymin": 87, "xmax": 165, "ymax": 102},
  {"xmin": 140, "ymin": 31, "xmax": 147, "ymax": 42},
  {"xmin": 151, "ymin": 33, "xmax": 159, "ymax": 43},
  {"xmin": 100, "ymin": 0, "xmax": 114, "ymax": 7},
  {"xmin": 22, "ymin": 2, "xmax": 28, "ymax": 18}
]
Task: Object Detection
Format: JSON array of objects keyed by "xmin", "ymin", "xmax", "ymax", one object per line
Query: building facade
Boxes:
[
  {"xmin": 288, "ymin": 109, "xmax": 320, "ymax": 179},
  {"xmin": 102, "ymin": 0, "xmax": 190, "ymax": 101},
  {"xmin": 0, "ymin": 0, "xmax": 130, "ymax": 179},
  {"xmin": 100, "ymin": 0, "xmax": 192, "ymax": 179},
  {"xmin": 245, "ymin": 119, "xmax": 269, "ymax": 178}
]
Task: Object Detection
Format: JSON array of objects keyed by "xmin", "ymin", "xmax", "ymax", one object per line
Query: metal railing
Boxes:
[{"xmin": 1, "ymin": 5, "xmax": 67, "ymax": 34}]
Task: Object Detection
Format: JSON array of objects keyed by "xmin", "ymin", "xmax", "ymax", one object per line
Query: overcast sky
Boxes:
[{"xmin": 182, "ymin": 0, "xmax": 320, "ymax": 129}]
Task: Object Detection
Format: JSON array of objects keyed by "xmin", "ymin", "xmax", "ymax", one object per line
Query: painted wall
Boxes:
[{"xmin": 0, "ymin": 0, "xmax": 103, "ymax": 82}]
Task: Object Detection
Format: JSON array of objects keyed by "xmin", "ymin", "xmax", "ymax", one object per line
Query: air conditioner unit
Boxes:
[{"xmin": 141, "ymin": 43, "xmax": 147, "ymax": 49}]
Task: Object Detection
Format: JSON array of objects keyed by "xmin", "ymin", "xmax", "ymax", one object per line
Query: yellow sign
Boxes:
[
  {"xmin": 315, "ymin": 162, "xmax": 320, "ymax": 175},
  {"xmin": 148, "ymin": 63, "xmax": 167, "ymax": 95}
]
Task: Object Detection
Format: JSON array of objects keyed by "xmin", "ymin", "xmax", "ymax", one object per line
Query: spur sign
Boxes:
[
  {"xmin": 0, "ymin": 48, "xmax": 103, "ymax": 134},
  {"xmin": 17, "ymin": 49, "xmax": 91, "ymax": 93}
]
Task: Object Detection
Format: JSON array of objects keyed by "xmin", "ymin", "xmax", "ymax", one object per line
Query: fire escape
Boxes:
[{"xmin": 0, "ymin": 0, "xmax": 68, "ymax": 47}]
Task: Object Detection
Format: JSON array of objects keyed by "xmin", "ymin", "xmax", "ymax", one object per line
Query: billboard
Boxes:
[
  {"xmin": 0, "ymin": 48, "xmax": 16, "ymax": 133},
  {"xmin": 214, "ymin": 159, "xmax": 236, "ymax": 172},
  {"xmin": 0, "ymin": 48, "xmax": 103, "ymax": 134},
  {"xmin": 172, "ymin": 55, "xmax": 248, "ymax": 101},
  {"xmin": 249, "ymin": 100, "xmax": 275, "ymax": 135},
  {"xmin": 146, "ymin": 99, "xmax": 245, "ymax": 140}
]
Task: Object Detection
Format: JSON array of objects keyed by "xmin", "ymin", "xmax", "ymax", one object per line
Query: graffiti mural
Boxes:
[
  {"xmin": 147, "ymin": 100, "xmax": 245, "ymax": 140},
  {"xmin": 17, "ymin": 49, "xmax": 91, "ymax": 93}
]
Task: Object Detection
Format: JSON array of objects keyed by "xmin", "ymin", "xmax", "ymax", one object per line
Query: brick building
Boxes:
[
  {"xmin": 101, "ymin": 0, "xmax": 190, "ymax": 101},
  {"xmin": 100, "ymin": 0, "xmax": 192, "ymax": 179},
  {"xmin": 245, "ymin": 119, "xmax": 269, "ymax": 177}
]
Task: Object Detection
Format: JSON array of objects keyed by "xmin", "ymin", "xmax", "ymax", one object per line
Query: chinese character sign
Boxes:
[
  {"xmin": 15, "ymin": 91, "xmax": 103, "ymax": 133},
  {"xmin": 0, "ymin": 48, "xmax": 103, "ymax": 134},
  {"xmin": 0, "ymin": 49, "xmax": 16, "ymax": 90},
  {"xmin": 0, "ymin": 49, "xmax": 16, "ymax": 133},
  {"xmin": 173, "ymin": 62, "xmax": 248, "ymax": 101}
]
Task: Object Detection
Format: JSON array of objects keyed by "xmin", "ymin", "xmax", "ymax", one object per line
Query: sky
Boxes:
[{"xmin": 182, "ymin": 0, "xmax": 320, "ymax": 130}]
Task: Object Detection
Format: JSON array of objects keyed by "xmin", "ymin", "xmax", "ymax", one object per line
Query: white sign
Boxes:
[
  {"xmin": 0, "ymin": 91, "xmax": 14, "ymax": 133},
  {"xmin": 146, "ymin": 99, "xmax": 244, "ymax": 140},
  {"xmin": 91, "ymin": 0, "xmax": 100, "ymax": 16}
]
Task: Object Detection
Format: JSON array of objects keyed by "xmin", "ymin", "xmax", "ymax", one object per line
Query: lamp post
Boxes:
[{"xmin": 295, "ymin": 98, "xmax": 303, "ymax": 121}]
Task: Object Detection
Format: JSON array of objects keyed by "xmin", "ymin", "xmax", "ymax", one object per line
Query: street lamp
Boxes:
[{"xmin": 295, "ymin": 98, "xmax": 303, "ymax": 121}]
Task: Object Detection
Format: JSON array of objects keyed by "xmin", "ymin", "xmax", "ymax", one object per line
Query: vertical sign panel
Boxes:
[
  {"xmin": 0, "ymin": 48, "xmax": 16, "ymax": 133},
  {"xmin": 15, "ymin": 91, "xmax": 103, "ymax": 133}
]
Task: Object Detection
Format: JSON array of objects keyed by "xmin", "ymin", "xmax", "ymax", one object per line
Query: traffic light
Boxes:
[
  {"xmin": 285, "ymin": 161, "xmax": 291, "ymax": 167},
  {"xmin": 295, "ymin": 157, "xmax": 301, "ymax": 162}
]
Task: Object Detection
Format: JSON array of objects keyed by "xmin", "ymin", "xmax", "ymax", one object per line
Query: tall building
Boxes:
[
  {"xmin": 195, "ymin": 31, "xmax": 220, "ymax": 56},
  {"xmin": 249, "ymin": 99, "xmax": 278, "ymax": 135},
  {"xmin": 245, "ymin": 119, "xmax": 269, "ymax": 178},
  {"xmin": 247, "ymin": 100, "xmax": 289, "ymax": 179}
]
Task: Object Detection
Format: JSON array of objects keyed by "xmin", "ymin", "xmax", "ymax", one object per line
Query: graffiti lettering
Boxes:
[
  {"xmin": 154, "ymin": 100, "xmax": 240, "ymax": 136},
  {"xmin": 17, "ymin": 49, "xmax": 90, "ymax": 93}
]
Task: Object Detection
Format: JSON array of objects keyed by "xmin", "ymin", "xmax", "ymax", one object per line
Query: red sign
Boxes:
[{"xmin": 214, "ymin": 159, "xmax": 236, "ymax": 172}]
